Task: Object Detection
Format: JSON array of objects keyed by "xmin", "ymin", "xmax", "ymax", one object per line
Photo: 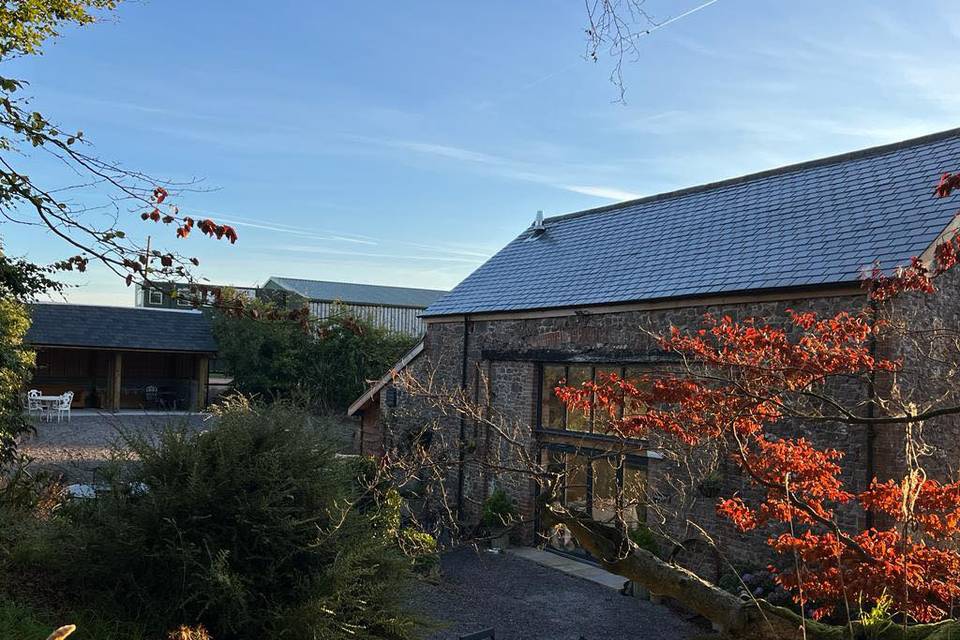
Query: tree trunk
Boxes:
[{"xmin": 540, "ymin": 502, "xmax": 960, "ymax": 640}]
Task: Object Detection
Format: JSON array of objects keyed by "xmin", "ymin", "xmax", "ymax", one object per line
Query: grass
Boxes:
[
  {"xmin": 0, "ymin": 600, "xmax": 50, "ymax": 640},
  {"xmin": 0, "ymin": 598, "xmax": 148, "ymax": 640}
]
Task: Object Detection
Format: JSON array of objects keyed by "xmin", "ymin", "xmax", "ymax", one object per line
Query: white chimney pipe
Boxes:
[{"xmin": 531, "ymin": 210, "xmax": 546, "ymax": 236}]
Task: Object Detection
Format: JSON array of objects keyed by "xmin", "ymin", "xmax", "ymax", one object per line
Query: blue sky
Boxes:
[{"xmin": 4, "ymin": 0, "xmax": 960, "ymax": 305}]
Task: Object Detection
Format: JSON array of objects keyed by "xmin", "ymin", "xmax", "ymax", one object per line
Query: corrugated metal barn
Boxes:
[{"xmin": 262, "ymin": 277, "xmax": 446, "ymax": 336}]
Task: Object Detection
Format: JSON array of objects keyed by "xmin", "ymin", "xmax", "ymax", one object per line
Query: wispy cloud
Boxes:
[
  {"xmin": 48, "ymin": 91, "xmax": 228, "ymax": 123},
  {"xmin": 561, "ymin": 185, "xmax": 641, "ymax": 201},
  {"xmin": 347, "ymin": 134, "xmax": 640, "ymax": 202},
  {"xmin": 278, "ymin": 244, "xmax": 484, "ymax": 264},
  {"xmin": 216, "ymin": 218, "xmax": 379, "ymax": 245},
  {"xmin": 198, "ymin": 208, "xmax": 498, "ymax": 263},
  {"xmin": 192, "ymin": 210, "xmax": 380, "ymax": 245},
  {"xmin": 620, "ymin": 107, "xmax": 950, "ymax": 147},
  {"xmin": 390, "ymin": 239, "xmax": 500, "ymax": 259},
  {"xmin": 383, "ymin": 141, "xmax": 503, "ymax": 164}
]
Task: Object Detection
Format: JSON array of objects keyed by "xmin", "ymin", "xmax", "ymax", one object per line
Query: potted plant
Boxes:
[
  {"xmin": 626, "ymin": 524, "xmax": 659, "ymax": 599},
  {"xmin": 482, "ymin": 488, "xmax": 515, "ymax": 551}
]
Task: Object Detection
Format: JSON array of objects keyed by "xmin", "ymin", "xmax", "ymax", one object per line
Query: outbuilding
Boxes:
[
  {"xmin": 25, "ymin": 303, "xmax": 217, "ymax": 411},
  {"xmin": 262, "ymin": 277, "xmax": 446, "ymax": 336}
]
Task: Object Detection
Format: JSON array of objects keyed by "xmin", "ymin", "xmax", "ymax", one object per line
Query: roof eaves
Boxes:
[
  {"xmin": 347, "ymin": 341, "xmax": 425, "ymax": 416},
  {"xmin": 27, "ymin": 342, "xmax": 217, "ymax": 354},
  {"xmin": 421, "ymin": 279, "xmax": 865, "ymax": 319}
]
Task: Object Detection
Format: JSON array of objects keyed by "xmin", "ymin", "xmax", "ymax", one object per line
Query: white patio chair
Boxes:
[
  {"xmin": 55, "ymin": 391, "xmax": 74, "ymax": 423},
  {"xmin": 27, "ymin": 389, "xmax": 43, "ymax": 419},
  {"xmin": 145, "ymin": 385, "xmax": 159, "ymax": 410}
]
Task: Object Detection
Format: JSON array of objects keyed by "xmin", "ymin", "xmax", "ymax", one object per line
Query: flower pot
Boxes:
[{"xmin": 490, "ymin": 531, "xmax": 510, "ymax": 551}]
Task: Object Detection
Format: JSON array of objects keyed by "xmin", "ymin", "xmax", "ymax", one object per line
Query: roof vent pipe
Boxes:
[{"xmin": 531, "ymin": 210, "xmax": 546, "ymax": 236}]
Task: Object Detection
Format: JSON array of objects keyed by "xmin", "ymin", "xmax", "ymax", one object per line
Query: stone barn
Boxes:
[{"xmin": 350, "ymin": 128, "xmax": 960, "ymax": 570}]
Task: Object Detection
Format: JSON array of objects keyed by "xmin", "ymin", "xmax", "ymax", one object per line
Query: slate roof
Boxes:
[
  {"xmin": 424, "ymin": 128, "xmax": 960, "ymax": 317},
  {"xmin": 265, "ymin": 277, "xmax": 446, "ymax": 308},
  {"xmin": 26, "ymin": 303, "xmax": 218, "ymax": 353}
]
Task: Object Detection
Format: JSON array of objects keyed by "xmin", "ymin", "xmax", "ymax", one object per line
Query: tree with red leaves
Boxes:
[{"xmin": 546, "ymin": 172, "xmax": 960, "ymax": 638}]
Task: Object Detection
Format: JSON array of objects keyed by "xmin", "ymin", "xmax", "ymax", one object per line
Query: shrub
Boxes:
[
  {"xmin": 481, "ymin": 489, "xmax": 515, "ymax": 529},
  {"xmin": 859, "ymin": 592, "xmax": 894, "ymax": 640},
  {"xmin": 167, "ymin": 625, "xmax": 213, "ymax": 640},
  {"xmin": 212, "ymin": 301, "xmax": 416, "ymax": 411},
  {"xmin": 0, "ymin": 599, "xmax": 147, "ymax": 640},
  {"xmin": 696, "ymin": 470, "xmax": 723, "ymax": 498},
  {"xmin": 627, "ymin": 524, "xmax": 658, "ymax": 554},
  {"xmin": 0, "ymin": 298, "xmax": 34, "ymax": 461},
  {"xmin": 50, "ymin": 399, "xmax": 418, "ymax": 640}
]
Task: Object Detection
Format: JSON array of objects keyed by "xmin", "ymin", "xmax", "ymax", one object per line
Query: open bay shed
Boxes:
[{"xmin": 25, "ymin": 303, "xmax": 217, "ymax": 411}]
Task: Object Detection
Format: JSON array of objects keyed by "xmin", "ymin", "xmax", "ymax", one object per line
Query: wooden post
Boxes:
[
  {"xmin": 195, "ymin": 355, "xmax": 209, "ymax": 411},
  {"xmin": 109, "ymin": 352, "xmax": 122, "ymax": 412}
]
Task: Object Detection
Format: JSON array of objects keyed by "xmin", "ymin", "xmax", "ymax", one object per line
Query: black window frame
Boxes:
[
  {"xmin": 535, "ymin": 442, "xmax": 649, "ymax": 556},
  {"xmin": 536, "ymin": 363, "xmax": 645, "ymax": 442},
  {"xmin": 537, "ymin": 442, "xmax": 648, "ymax": 517}
]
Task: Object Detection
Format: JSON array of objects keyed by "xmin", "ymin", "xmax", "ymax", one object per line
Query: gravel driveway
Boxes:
[
  {"xmin": 408, "ymin": 548, "xmax": 706, "ymax": 640},
  {"xmin": 20, "ymin": 413, "xmax": 212, "ymax": 483}
]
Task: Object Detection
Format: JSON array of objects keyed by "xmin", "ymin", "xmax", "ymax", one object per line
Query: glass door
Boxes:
[
  {"xmin": 542, "ymin": 449, "xmax": 590, "ymax": 555},
  {"xmin": 539, "ymin": 446, "xmax": 647, "ymax": 559}
]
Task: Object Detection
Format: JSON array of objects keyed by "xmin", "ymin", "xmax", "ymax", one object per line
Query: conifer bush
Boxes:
[{"xmin": 50, "ymin": 399, "xmax": 418, "ymax": 640}]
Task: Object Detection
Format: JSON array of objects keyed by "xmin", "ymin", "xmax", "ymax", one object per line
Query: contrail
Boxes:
[{"xmin": 646, "ymin": 0, "xmax": 721, "ymax": 34}]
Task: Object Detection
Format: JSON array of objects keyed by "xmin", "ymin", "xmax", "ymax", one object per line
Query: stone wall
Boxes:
[
  {"xmin": 399, "ymin": 291, "xmax": 868, "ymax": 565},
  {"xmin": 368, "ymin": 260, "xmax": 960, "ymax": 578},
  {"xmin": 381, "ymin": 280, "xmax": 960, "ymax": 573},
  {"xmin": 872, "ymin": 262, "xmax": 960, "ymax": 486}
]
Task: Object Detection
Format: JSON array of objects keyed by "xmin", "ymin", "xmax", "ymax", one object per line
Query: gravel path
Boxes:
[
  {"xmin": 20, "ymin": 413, "xmax": 212, "ymax": 483},
  {"xmin": 407, "ymin": 549, "xmax": 706, "ymax": 640}
]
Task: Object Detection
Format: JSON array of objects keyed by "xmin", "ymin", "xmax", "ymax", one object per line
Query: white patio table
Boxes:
[{"xmin": 37, "ymin": 395, "xmax": 62, "ymax": 422}]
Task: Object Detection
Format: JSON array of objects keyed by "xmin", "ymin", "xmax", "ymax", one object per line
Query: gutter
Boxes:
[
  {"xmin": 865, "ymin": 298, "xmax": 879, "ymax": 529},
  {"xmin": 456, "ymin": 315, "xmax": 469, "ymax": 521},
  {"xmin": 421, "ymin": 282, "xmax": 866, "ymax": 324}
]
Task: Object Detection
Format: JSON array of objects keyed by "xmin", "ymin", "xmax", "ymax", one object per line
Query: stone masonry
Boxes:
[{"xmin": 379, "ymin": 277, "xmax": 960, "ymax": 575}]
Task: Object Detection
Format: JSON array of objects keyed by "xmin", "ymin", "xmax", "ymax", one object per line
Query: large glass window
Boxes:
[
  {"xmin": 623, "ymin": 366, "xmax": 649, "ymax": 420},
  {"xmin": 591, "ymin": 457, "xmax": 619, "ymax": 524},
  {"xmin": 593, "ymin": 366, "xmax": 622, "ymax": 434},
  {"xmin": 622, "ymin": 464, "xmax": 647, "ymax": 526},
  {"xmin": 565, "ymin": 366, "xmax": 592, "ymax": 432},
  {"xmin": 564, "ymin": 453, "xmax": 590, "ymax": 512},
  {"xmin": 538, "ymin": 363, "xmax": 649, "ymax": 435},
  {"xmin": 540, "ymin": 365, "xmax": 566, "ymax": 429}
]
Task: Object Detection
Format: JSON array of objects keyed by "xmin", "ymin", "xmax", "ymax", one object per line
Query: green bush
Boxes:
[
  {"xmin": 481, "ymin": 489, "xmax": 515, "ymax": 529},
  {"xmin": 0, "ymin": 298, "xmax": 34, "ymax": 461},
  {"xmin": 45, "ymin": 399, "xmax": 418, "ymax": 640},
  {"xmin": 211, "ymin": 300, "xmax": 416, "ymax": 411},
  {"xmin": 628, "ymin": 524, "xmax": 658, "ymax": 554}
]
